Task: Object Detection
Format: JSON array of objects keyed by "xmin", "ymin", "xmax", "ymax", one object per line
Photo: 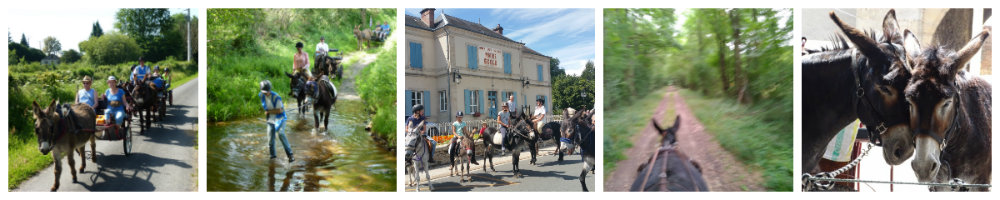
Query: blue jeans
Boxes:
[
  {"xmin": 267, "ymin": 118, "xmax": 293, "ymax": 158},
  {"xmin": 105, "ymin": 107, "xmax": 125, "ymax": 126}
]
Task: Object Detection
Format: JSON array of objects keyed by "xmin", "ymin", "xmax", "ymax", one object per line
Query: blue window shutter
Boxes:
[
  {"xmin": 467, "ymin": 45, "xmax": 477, "ymax": 70},
  {"xmin": 538, "ymin": 65, "xmax": 543, "ymax": 81},
  {"xmin": 405, "ymin": 90, "xmax": 413, "ymax": 116},
  {"xmin": 512, "ymin": 91, "xmax": 517, "ymax": 111},
  {"xmin": 503, "ymin": 53, "xmax": 511, "ymax": 74},
  {"xmin": 409, "ymin": 42, "xmax": 422, "ymax": 68},
  {"xmin": 478, "ymin": 90, "xmax": 485, "ymax": 114},
  {"xmin": 424, "ymin": 91, "xmax": 431, "ymax": 117},
  {"xmin": 464, "ymin": 89, "xmax": 471, "ymax": 114}
]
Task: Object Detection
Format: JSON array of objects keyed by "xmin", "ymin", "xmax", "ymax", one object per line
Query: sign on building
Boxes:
[{"xmin": 478, "ymin": 46, "xmax": 502, "ymax": 68}]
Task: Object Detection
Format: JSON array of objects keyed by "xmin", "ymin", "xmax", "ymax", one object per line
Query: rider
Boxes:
[
  {"xmin": 532, "ymin": 98, "xmax": 547, "ymax": 134},
  {"xmin": 315, "ymin": 36, "xmax": 329, "ymax": 57},
  {"xmin": 163, "ymin": 67, "xmax": 172, "ymax": 89},
  {"xmin": 131, "ymin": 57, "xmax": 150, "ymax": 85},
  {"xmin": 151, "ymin": 66, "xmax": 165, "ymax": 91},
  {"xmin": 260, "ymin": 80, "xmax": 294, "ymax": 163},
  {"xmin": 76, "ymin": 76, "xmax": 97, "ymax": 111},
  {"xmin": 406, "ymin": 104, "xmax": 435, "ymax": 163},
  {"xmin": 497, "ymin": 102, "xmax": 511, "ymax": 153},
  {"xmin": 507, "ymin": 95, "xmax": 517, "ymax": 116},
  {"xmin": 451, "ymin": 111, "xmax": 479, "ymax": 165},
  {"xmin": 293, "ymin": 42, "xmax": 311, "ymax": 79},
  {"xmin": 104, "ymin": 76, "xmax": 129, "ymax": 129},
  {"xmin": 381, "ymin": 22, "xmax": 390, "ymax": 38}
]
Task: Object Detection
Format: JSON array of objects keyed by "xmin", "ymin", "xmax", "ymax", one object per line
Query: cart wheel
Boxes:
[
  {"xmin": 169, "ymin": 92, "xmax": 173, "ymax": 106},
  {"xmin": 124, "ymin": 127, "xmax": 132, "ymax": 156}
]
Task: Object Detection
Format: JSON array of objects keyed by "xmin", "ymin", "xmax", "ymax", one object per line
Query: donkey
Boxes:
[
  {"xmin": 314, "ymin": 52, "xmax": 344, "ymax": 80},
  {"xmin": 527, "ymin": 121, "xmax": 562, "ymax": 165},
  {"xmin": 450, "ymin": 132, "xmax": 473, "ymax": 182},
  {"xmin": 902, "ymin": 28, "xmax": 992, "ymax": 191},
  {"xmin": 354, "ymin": 24, "xmax": 372, "ymax": 50},
  {"xmin": 477, "ymin": 125, "xmax": 500, "ymax": 173},
  {"xmin": 404, "ymin": 122, "xmax": 434, "ymax": 191},
  {"xmin": 31, "ymin": 99, "xmax": 98, "ymax": 191},
  {"xmin": 802, "ymin": 9, "xmax": 917, "ymax": 173},
  {"xmin": 284, "ymin": 72, "xmax": 310, "ymax": 115},
  {"xmin": 505, "ymin": 109, "xmax": 535, "ymax": 178},
  {"xmin": 562, "ymin": 108, "xmax": 596, "ymax": 191},
  {"xmin": 131, "ymin": 79, "xmax": 158, "ymax": 133},
  {"xmin": 630, "ymin": 116, "xmax": 708, "ymax": 191},
  {"xmin": 308, "ymin": 78, "xmax": 337, "ymax": 131}
]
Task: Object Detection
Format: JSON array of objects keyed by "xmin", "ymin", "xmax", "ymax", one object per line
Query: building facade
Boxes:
[{"xmin": 405, "ymin": 8, "xmax": 553, "ymax": 124}]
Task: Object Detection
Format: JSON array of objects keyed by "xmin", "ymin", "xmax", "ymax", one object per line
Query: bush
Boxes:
[{"xmin": 79, "ymin": 33, "xmax": 142, "ymax": 65}]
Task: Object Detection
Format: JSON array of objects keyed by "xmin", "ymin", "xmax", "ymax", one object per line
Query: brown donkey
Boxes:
[
  {"xmin": 354, "ymin": 24, "xmax": 372, "ymax": 50},
  {"xmin": 903, "ymin": 28, "xmax": 991, "ymax": 191},
  {"xmin": 31, "ymin": 99, "xmax": 97, "ymax": 191}
]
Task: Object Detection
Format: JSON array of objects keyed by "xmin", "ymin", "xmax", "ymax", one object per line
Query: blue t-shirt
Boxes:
[
  {"xmin": 453, "ymin": 121, "xmax": 467, "ymax": 137},
  {"xmin": 406, "ymin": 115, "xmax": 426, "ymax": 133},
  {"xmin": 153, "ymin": 77, "xmax": 165, "ymax": 89},
  {"xmin": 77, "ymin": 88, "xmax": 96, "ymax": 107},
  {"xmin": 105, "ymin": 88, "xmax": 126, "ymax": 110},
  {"xmin": 132, "ymin": 65, "xmax": 149, "ymax": 81},
  {"xmin": 259, "ymin": 91, "xmax": 286, "ymax": 120}
]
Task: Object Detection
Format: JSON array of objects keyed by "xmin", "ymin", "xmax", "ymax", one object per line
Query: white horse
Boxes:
[{"xmin": 405, "ymin": 122, "xmax": 434, "ymax": 191}]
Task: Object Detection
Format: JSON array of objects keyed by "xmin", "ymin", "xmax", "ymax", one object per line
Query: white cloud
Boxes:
[
  {"xmin": 548, "ymin": 41, "xmax": 596, "ymax": 76},
  {"xmin": 504, "ymin": 9, "xmax": 594, "ymax": 45}
]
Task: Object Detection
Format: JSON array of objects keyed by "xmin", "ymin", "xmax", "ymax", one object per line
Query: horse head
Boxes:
[
  {"xmin": 31, "ymin": 99, "xmax": 60, "ymax": 155},
  {"xmin": 903, "ymin": 28, "xmax": 991, "ymax": 183},
  {"xmin": 652, "ymin": 115, "xmax": 681, "ymax": 147},
  {"xmin": 404, "ymin": 121, "xmax": 427, "ymax": 161},
  {"xmin": 830, "ymin": 9, "xmax": 916, "ymax": 165}
]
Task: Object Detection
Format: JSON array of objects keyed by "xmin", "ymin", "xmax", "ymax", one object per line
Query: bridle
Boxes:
[
  {"xmin": 916, "ymin": 90, "xmax": 962, "ymax": 151},
  {"xmin": 637, "ymin": 143, "xmax": 702, "ymax": 192},
  {"xmin": 851, "ymin": 51, "xmax": 902, "ymax": 147}
]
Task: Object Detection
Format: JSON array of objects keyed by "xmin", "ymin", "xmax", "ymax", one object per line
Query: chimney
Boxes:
[
  {"xmin": 492, "ymin": 24, "xmax": 504, "ymax": 35},
  {"xmin": 420, "ymin": 8, "xmax": 436, "ymax": 27}
]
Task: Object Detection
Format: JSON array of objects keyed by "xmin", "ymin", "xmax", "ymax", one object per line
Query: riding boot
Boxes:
[
  {"xmin": 426, "ymin": 140, "xmax": 436, "ymax": 164},
  {"xmin": 471, "ymin": 144, "xmax": 480, "ymax": 165}
]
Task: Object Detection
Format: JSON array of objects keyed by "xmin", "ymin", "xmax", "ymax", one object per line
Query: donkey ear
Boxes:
[
  {"xmin": 951, "ymin": 29, "xmax": 991, "ymax": 76},
  {"xmin": 830, "ymin": 11, "xmax": 883, "ymax": 60},
  {"xmin": 671, "ymin": 115, "xmax": 681, "ymax": 130},
  {"xmin": 47, "ymin": 99, "xmax": 58, "ymax": 113},
  {"xmin": 651, "ymin": 119, "xmax": 665, "ymax": 133},
  {"xmin": 881, "ymin": 9, "xmax": 903, "ymax": 45},
  {"xmin": 31, "ymin": 101, "xmax": 44, "ymax": 118},
  {"xmin": 901, "ymin": 29, "xmax": 921, "ymax": 72}
]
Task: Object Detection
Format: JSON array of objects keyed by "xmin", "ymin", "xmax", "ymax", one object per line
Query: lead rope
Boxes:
[
  {"xmin": 657, "ymin": 148, "xmax": 671, "ymax": 191},
  {"xmin": 638, "ymin": 146, "xmax": 663, "ymax": 191}
]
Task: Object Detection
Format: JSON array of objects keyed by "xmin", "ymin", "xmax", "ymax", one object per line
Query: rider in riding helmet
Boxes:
[
  {"xmin": 260, "ymin": 80, "xmax": 294, "ymax": 163},
  {"xmin": 451, "ymin": 111, "xmax": 479, "ymax": 165},
  {"xmin": 406, "ymin": 104, "xmax": 435, "ymax": 163},
  {"xmin": 131, "ymin": 56, "xmax": 150, "ymax": 85},
  {"xmin": 293, "ymin": 42, "xmax": 311, "ymax": 79},
  {"xmin": 497, "ymin": 102, "xmax": 511, "ymax": 153}
]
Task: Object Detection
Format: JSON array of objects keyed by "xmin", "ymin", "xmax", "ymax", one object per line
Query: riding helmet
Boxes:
[
  {"xmin": 260, "ymin": 80, "xmax": 272, "ymax": 91},
  {"xmin": 296, "ymin": 42, "xmax": 304, "ymax": 49},
  {"xmin": 456, "ymin": 111, "xmax": 464, "ymax": 117},
  {"xmin": 413, "ymin": 104, "xmax": 424, "ymax": 113}
]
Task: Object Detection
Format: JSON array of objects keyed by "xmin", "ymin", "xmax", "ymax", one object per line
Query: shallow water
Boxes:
[{"xmin": 207, "ymin": 100, "xmax": 395, "ymax": 191}]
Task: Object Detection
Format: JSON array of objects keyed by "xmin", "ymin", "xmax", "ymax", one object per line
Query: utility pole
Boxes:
[{"xmin": 186, "ymin": 8, "xmax": 191, "ymax": 62}]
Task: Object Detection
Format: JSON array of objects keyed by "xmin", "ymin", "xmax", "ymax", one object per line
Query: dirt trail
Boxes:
[
  {"xmin": 336, "ymin": 52, "xmax": 376, "ymax": 100},
  {"xmin": 605, "ymin": 86, "xmax": 766, "ymax": 191}
]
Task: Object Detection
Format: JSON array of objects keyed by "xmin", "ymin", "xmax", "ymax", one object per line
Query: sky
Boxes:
[
  {"xmin": 7, "ymin": 8, "xmax": 198, "ymax": 53},
  {"xmin": 405, "ymin": 8, "xmax": 596, "ymax": 76}
]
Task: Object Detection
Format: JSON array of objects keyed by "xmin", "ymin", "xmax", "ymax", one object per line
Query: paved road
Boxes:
[
  {"xmin": 15, "ymin": 80, "xmax": 199, "ymax": 191},
  {"xmin": 406, "ymin": 146, "xmax": 595, "ymax": 192}
]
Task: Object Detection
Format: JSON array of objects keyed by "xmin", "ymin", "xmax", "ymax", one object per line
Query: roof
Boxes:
[{"xmin": 405, "ymin": 13, "xmax": 551, "ymax": 59}]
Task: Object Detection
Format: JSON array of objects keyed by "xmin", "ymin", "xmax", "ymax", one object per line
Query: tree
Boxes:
[
  {"xmin": 61, "ymin": 49, "xmax": 82, "ymax": 63},
  {"xmin": 171, "ymin": 13, "xmax": 199, "ymax": 61},
  {"xmin": 79, "ymin": 32, "xmax": 142, "ymax": 65},
  {"xmin": 42, "ymin": 36, "xmax": 61, "ymax": 56},
  {"xmin": 20, "ymin": 33, "xmax": 28, "ymax": 47},
  {"xmin": 115, "ymin": 8, "xmax": 176, "ymax": 61},
  {"xmin": 552, "ymin": 75, "xmax": 595, "ymax": 111},
  {"xmin": 91, "ymin": 21, "xmax": 104, "ymax": 38},
  {"xmin": 549, "ymin": 58, "xmax": 565, "ymax": 78},
  {"xmin": 581, "ymin": 60, "xmax": 595, "ymax": 81}
]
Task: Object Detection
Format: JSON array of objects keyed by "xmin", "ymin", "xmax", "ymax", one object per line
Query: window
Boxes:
[
  {"xmin": 411, "ymin": 91, "xmax": 423, "ymax": 108},
  {"xmin": 537, "ymin": 64, "xmax": 544, "ymax": 81},
  {"xmin": 409, "ymin": 42, "xmax": 423, "ymax": 68},
  {"xmin": 439, "ymin": 91, "xmax": 448, "ymax": 112},
  {"xmin": 470, "ymin": 92, "xmax": 480, "ymax": 114}
]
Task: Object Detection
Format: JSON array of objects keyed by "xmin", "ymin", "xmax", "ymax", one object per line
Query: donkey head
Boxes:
[
  {"xmin": 903, "ymin": 28, "xmax": 990, "ymax": 183},
  {"xmin": 830, "ymin": 9, "xmax": 915, "ymax": 165},
  {"xmin": 652, "ymin": 115, "xmax": 681, "ymax": 147},
  {"xmin": 31, "ymin": 99, "xmax": 60, "ymax": 155}
]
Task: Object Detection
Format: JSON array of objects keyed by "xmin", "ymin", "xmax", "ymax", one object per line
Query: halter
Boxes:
[
  {"xmin": 916, "ymin": 91, "xmax": 962, "ymax": 150},
  {"xmin": 851, "ymin": 55, "xmax": 890, "ymax": 146}
]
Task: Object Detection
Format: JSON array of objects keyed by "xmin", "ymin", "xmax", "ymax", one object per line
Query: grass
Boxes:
[
  {"xmin": 169, "ymin": 72, "xmax": 199, "ymax": 90},
  {"xmin": 678, "ymin": 89, "xmax": 792, "ymax": 191},
  {"xmin": 7, "ymin": 59, "xmax": 197, "ymax": 190},
  {"xmin": 603, "ymin": 86, "xmax": 673, "ymax": 178}
]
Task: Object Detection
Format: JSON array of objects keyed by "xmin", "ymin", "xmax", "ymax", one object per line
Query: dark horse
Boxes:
[
  {"xmin": 506, "ymin": 109, "xmax": 534, "ymax": 177},
  {"xmin": 802, "ymin": 9, "xmax": 917, "ymax": 174},
  {"xmin": 314, "ymin": 50, "xmax": 344, "ymax": 80},
  {"xmin": 561, "ymin": 108, "xmax": 596, "ymax": 191},
  {"xmin": 307, "ymin": 78, "xmax": 337, "ymax": 131},
  {"xmin": 285, "ymin": 72, "xmax": 309, "ymax": 114},
  {"xmin": 477, "ymin": 125, "xmax": 500, "ymax": 173},
  {"xmin": 630, "ymin": 116, "xmax": 708, "ymax": 191},
  {"xmin": 131, "ymin": 79, "xmax": 158, "ymax": 134},
  {"xmin": 902, "ymin": 28, "xmax": 991, "ymax": 191},
  {"xmin": 527, "ymin": 121, "xmax": 563, "ymax": 165}
]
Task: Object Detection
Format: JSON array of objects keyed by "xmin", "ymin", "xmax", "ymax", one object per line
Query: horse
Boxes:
[
  {"xmin": 562, "ymin": 108, "xmax": 597, "ymax": 191},
  {"xmin": 902, "ymin": 28, "xmax": 992, "ymax": 191},
  {"xmin": 802, "ymin": 9, "xmax": 917, "ymax": 174},
  {"xmin": 30, "ymin": 99, "xmax": 97, "ymax": 191},
  {"xmin": 404, "ymin": 122, "xmax": 434, "ymax": 191},
  {"xmin": 354, "ymin": 24, "xmax": 372, "ymax": 50},
  {"xmin": 314, "ymin": 52, "xmax": 344, "ymax": 80},
  {"xmin": 630, "ymin": 116, "xmax": 709, "ymax": 191},
  {"xmin": 284, "ymin": 72, "xmax": 310, "ymax": 115},
  {"xmin": 307, "ymin": 77, "xmax": 337, "ymax": 131},
  {"xmin": 131, "ymin": 79, "xmax": 158, "ymax": 134},
  {"xmin": 526, "ymin": 121, "xmax": 563, "ymax": 165}
]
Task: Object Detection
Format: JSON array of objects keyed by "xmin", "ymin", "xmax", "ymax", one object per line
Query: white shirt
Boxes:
[
  {"xmin": 315, "ymin": 42, "xmax": 329, "ymax": 55},
  {"xmin": 534, "ymin": 105, "xmax": 547, "ymax": 123}
]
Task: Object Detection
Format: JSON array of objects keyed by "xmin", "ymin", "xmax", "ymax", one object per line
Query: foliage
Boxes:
[
  {"xmin": 91, "ymin": 21, "xmax": 104, "ymax": 38},
  {"xmin": 603, "ymin": 87, "xmax": 671, "ymax": 178},
  {"xmin": 581, "ymin": 60, "xmax": 595, "ymax": 81},
  {"xmin": 356, "ymin": 43, "xmax": 397, "ymax": 145},
  {"xmin": 8, "ymin": 42, "xmax": 46, "ymax": 63},
  {"xmin": 549, "ymin": 58, "xmax": 565, "ymax": 78},
  {"xmin": 79, "ymin": 33, "xmax": 142, "ymax": 65},
  {"xmin": 552, "ymin": 75, "xmax": 595, "ymax": 111},
  {"xmin": 115, "ymin": 8, "xmax": 181, "ymax": 62},
  {"xmin": 61, "ymin": 49, "xmax": 82, "ymax": 63},
  {"xmin": 42, "ymin": 36, "xmax": 61, "ymax": 56},
  {"xmin": 20, "ymin": 33, "xmax": 28, "ymax": 47},
  {"xmin": 171, "ymin": 13, "xmax": 199, "ymax": 62}
]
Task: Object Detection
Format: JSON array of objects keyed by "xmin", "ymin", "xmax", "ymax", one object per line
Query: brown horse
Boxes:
[
  {"xmin": 354, "ymin": 24, "xmax": 372, "ymax": 50},
  {"xmin": 902, "ymin": 28, "xmax": 991, "ymax": 191},
  {"xmin": 630, "ymin": 116, "xmax": 708, "ymax": 191},
  {"xmin": 31, "ymin": 99, "xmax": 97, "ymax": 191}
]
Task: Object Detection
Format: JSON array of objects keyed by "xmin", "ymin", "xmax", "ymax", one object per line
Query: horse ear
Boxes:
[
  {"xmin": 881, "ymin": 9, "xmax": 903, "ymax": 45},
  {"xmin": 830, "ymin": 11, "xmax": 883, "ymax": 60},
  {"xmin": 951, "ymin": 29, "xmax": 990, "ymax": 76},
  {"xmin": 651, "ymin": 119, "xmax": 665, "ymax": 133}
]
